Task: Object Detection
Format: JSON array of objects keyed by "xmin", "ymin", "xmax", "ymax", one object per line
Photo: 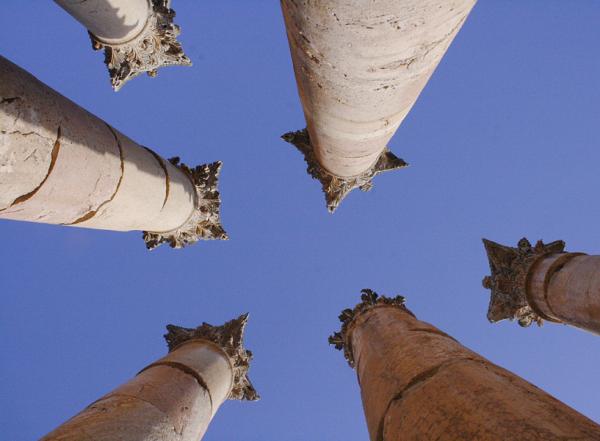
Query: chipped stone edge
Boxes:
[
  {"xmin": 482, "ymin": 237, "xmax": 566, "ymax": 328},
  {"xmin": 89, "ymin": 0, "xmax": 191, "ymax": 91},
  {"xmin": 164, "ymin": 313, "xmax": 259, "ymax": 401},
  {"xmin": 328, "ymin": 289, "xmax": 413, "ymax": 368},
  {"xmin": 281, "ymin": 129, "xmax": 408, "ymax": 213},
  {"xmin": 143, "ymin": 158, "xmax": 228, "ymax": 250}
]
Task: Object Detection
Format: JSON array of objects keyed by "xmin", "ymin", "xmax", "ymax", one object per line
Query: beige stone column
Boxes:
[
  {"xmin": 329, "ymin": 289, "xmax": 600, "ymax": 441},
  {"xmin": 41, "ymin": 314, "xmax": 258, "ymax": 441},
  {"xmin": 483, "ymin": 237, "xmax": 600, "ymax": 334},
  {"xmin": 54, "ymin": 0, "xmax": 191, "ymax": 90},
  {"xmin": 280, "ymin": 0, "xmax": 477, "ymax": 212},
  {"xmin": 0, "ymin": 55, "xmax": 225, "ymax": 250}
]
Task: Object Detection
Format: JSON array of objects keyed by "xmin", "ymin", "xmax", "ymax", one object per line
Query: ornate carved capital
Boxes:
[
  {"xmin": 143, "ymin": 159, "xmax": 228, "ymax": 250},
  {"xmin": 282, "ymin": 129, "xmax": 407, "ymax": 213},
  {"xmin": 329, "ymin": 289, "xmax": 413, "ymax": 368},
  {"xmin": 482, "ymin": 237, "xmax": 565, "ymax": 327},
  {"xmin": 89, "ymin": 0, "xmax": 191, "ymax": 91},
  {"xmin": 164, "ymin": 314, "xmax": 259, "ymax": 401}
]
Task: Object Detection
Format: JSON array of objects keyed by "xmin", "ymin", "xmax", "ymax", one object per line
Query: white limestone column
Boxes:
[
  {"xmin": 281, "ymin": 0, "xmax": 477, "ymax": 211},
  {"xmin": 0, "ymin": 55, "xmax": 226, "ymax": 249},
  {"xmin": 41, "ymin": 315, "xmax": 258, "ymax": 441},
  {"xmin": 54, "ymin": 0, "xmax": 191, "ymax": 90}
]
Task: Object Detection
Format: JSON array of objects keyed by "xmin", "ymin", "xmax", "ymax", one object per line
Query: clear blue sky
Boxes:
[{"xmin": 1, "ymin": 2, "xmax": 600, "ymax": 440}]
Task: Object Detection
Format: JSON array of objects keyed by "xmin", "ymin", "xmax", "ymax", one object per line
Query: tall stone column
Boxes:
[
  {"xmin": 329, "ymin": 289, "xmax": 600, "ymax": 440},
  {"xmin": 280, "ymin": 0, "xmax": 477, "ymax": 212},
  {"xmin": 0, "ymin": 55, "xmax": 225, "ymax": 250},
  {"xmin": 54, "ymin": 0, "xmax": 191, "ymax": 91},
  {"xmin": 482, "ymin": 237, "xmax": 600, "ymax": 334},
  {"xmin": 41, "ymin": 314, "xmax": 258, "ymax": 441}
]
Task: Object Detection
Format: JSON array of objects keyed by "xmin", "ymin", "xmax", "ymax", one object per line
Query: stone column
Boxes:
[
  {"xmin": 482, "ymin": 237, "xmax": 600, "ymax": 334},
  {"xmin": 0, "ymin": 55, "xmax": 225, "ymax": 250},
  {"xmin": 280, "ymin": 0, "xmax": 477, "ymax": 212},
  {"xmin": 54, "ymin": 0, "xmax": 191, "ymax": 91},
  {"xmin": 329, "ymin": 289, "xmax": 600, "ymax": 441},
  {"xmin": 41, "ymin": 314, "xmax": 258, "ymax": 441}
]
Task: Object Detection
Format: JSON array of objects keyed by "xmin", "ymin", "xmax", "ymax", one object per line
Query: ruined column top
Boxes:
[
  {"xmin": 328, "ymin": 289, "xmax": 414, "ymax": 368},
  {"xmin": 164, "ymin": 313, "xmax": 259, "ymax": 401},
  {"xmin": 482, "ymin": 237, "xmax": 567, "ymax": 328}
]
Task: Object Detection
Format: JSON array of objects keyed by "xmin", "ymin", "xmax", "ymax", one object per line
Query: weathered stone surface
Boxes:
[
  {"xmin": 41, "ymin": 316, "xmax": 256, "ymax": 440},
  {"xmin": 281, "ymin": 0, "xmax": 476, "ymax": 209},
  {"xmin": 0, "ymin": 56, "xmax": 223, "ymax": 250},
  {"xmin": 41, "ymin": 395, "xmax": 178, "ymax": 441},
  {"xmin": 330, "ymin": 290, "xmax": 600, "ymax": 441},
  {"xmin": 1, "ymin": 57, "xmax": 121, "ymax": 219}
]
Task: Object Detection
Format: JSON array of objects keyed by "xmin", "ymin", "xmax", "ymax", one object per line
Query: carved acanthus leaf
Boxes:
[
  {"xmin": 143, "ymin": 159, "xmax": 228, "ymax": 250},
  {"xmin": 282, "ymin": 129, "xmax": 407, "ymax": 213},
  {"xmin": 89, "ymin": 0, "xmax": 191, "ymax": 91},
  {"xmin": 482, "ymin": 237, "xmax": 566, "ymax": 327},
  {"xmin": 164, "ymin": 314, "xmax": 259, "ymax": 401},
  {"xmin": 329, "ymin": 289, "xmax": 412, "ymax": 368}
]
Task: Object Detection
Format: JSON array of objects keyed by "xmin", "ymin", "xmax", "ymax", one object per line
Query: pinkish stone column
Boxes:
[
  {"xmin": 41, "ymin": 315, "xmax": 258, "ymax": 441},
  {"xmin": 329, "ymin": 289, "xmax": 600, "ymax": 440}
]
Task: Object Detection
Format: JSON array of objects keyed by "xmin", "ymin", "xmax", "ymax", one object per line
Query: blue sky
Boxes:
[{"xmin": 1, "ymin": 2, "xmax": 600, "ymax": 440}]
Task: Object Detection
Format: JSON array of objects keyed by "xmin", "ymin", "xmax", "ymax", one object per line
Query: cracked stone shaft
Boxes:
[
  {"xmin": 40, "ymin": 331, "xmax": 239, "ymax": 441},
  {"xmin": 339, "ymin": 302, "xmax": 600, "ymax": 440},
  {"xmin": 0, "ymin": 55, "xmax": 196, "ymax": 237},
  {"xmin": 281, "ymin": 0, "xmax": 476, "ymax": 178}
]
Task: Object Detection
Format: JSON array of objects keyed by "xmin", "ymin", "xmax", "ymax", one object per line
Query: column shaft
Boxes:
[
  {"xmin": 330, "ymin": 291, "xmax": 600, "ymax": 441},
  {"xmin": 483, "ymin": 238, "xmax": 600, "ymax": 334},
  {"xmin": 55, "ymin": 0, "xmax": 150, "ymax": 45},
  {"xmin": 41, "ymin": 316, "xmax": 257, "ymax": 440},
  {"xmin": 281, "ymin": 0, "xmax": 476, "ymax": 210},
  {"xmin": 0, "ymin": 56, "xmax": 225, "ymax": 249},
  {"xmin": 529, "ymin": 254, "xmax": 600, "ymax": 334}
]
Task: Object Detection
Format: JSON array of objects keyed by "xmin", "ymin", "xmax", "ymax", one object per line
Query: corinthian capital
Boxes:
[
  {"xmin": 164, "ymin": 314, "xmax": 259, "ymax": 401},
  {"xmin": 482, "ymin": 237, "xmax": 566, "ymax": 327},
  {"xmin": 90, "ymin": 0, "xmax": 191, "ymax": 91},
  {"xmin": 282, "ymin": 130, "xmax": 407, "ymax": 213}
]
